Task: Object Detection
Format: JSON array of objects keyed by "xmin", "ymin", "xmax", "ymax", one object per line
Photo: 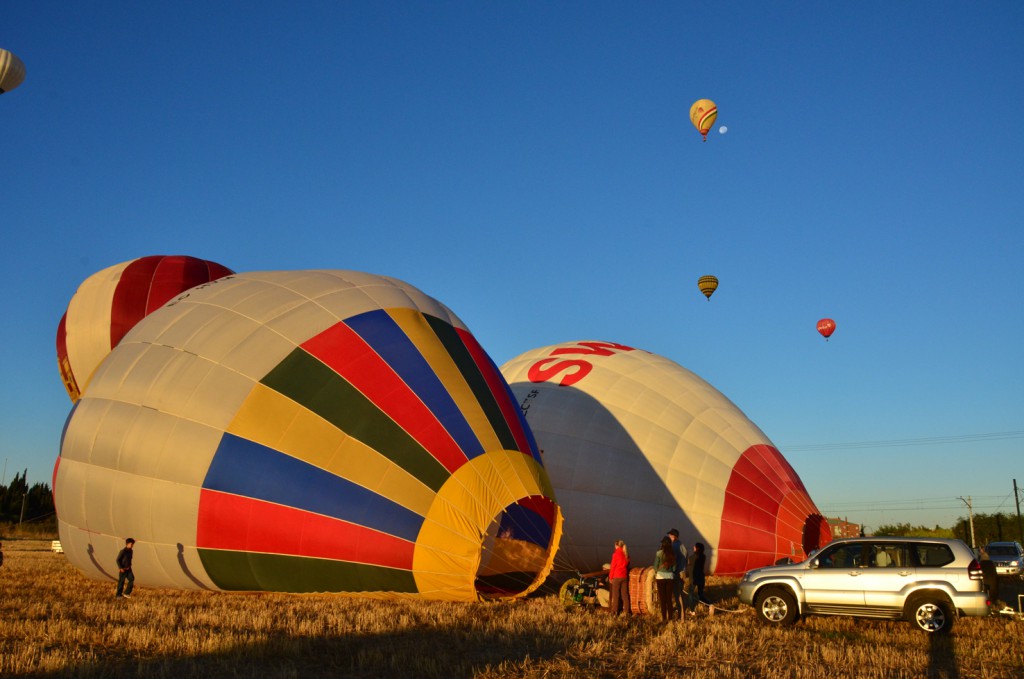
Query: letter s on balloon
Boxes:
[{"xmin": 527, "ymin": 358, "xmax": 593, "ymax": 386}]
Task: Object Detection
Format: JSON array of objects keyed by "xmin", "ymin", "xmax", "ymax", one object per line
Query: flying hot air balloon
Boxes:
[
  {"xmin": 56, "ymin": 255, "xmax": 235, "ymax": 401},
  {"xmin": 501, "ymin": 341, "xmax": 830, "ymax": 579},
  {"xmin": 697, "ymin": 275, "xmax": 718, "ymax": 301},
  {"xmin": 0, "ymin": 48, "xmax": 26, "ymax": 94},
  {"xmin": 689, "ymin": 99, "xmax": 717, "ymax": 141},
  {"xmin": 54, "ymin": 270, "xmax": 562, "ymax": 601},
  {"xmin": 817, "ymin": 318, "xmax": 836, "ymax": 341}
]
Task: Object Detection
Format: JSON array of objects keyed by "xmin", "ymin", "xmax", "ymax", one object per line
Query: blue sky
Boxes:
[{"xmin": 3, "ymin": 2, "xmax": 1021, "ymax": 532}]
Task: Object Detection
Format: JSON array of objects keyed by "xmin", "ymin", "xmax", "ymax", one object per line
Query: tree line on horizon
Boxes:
[
  {"xmin": 0, "ymin": 470, "xmax": 56, "ymax": 531},
  {"xmin": 876, "ymin": 512, "xmax": 1024, "ymax": 547}
]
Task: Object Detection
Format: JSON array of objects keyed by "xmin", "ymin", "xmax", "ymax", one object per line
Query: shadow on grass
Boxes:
[
  {"xmin": 927, "ymin": 632, "xmax": 960, "ymax": 679},
  {"xmin": 19, "ymin": 624, "xmax": 572, "ymax": 679}
]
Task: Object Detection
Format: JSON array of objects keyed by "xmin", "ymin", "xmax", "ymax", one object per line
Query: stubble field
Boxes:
[{"xmin": 2, "ymin": 540, "xmax": 1022, "ymax": 678}]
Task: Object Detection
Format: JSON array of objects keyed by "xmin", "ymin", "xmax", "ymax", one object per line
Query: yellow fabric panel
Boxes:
[
  {"xmin": 386, "ymin": 307, "xmax": 504, "ymax": 454},
  {"xmin": 227, "ymin": 384, "xmax": 435, "ymax": 517},
  {"xmin": 412, "ymin": 449, "xmax": 561, "ymax": 601}
]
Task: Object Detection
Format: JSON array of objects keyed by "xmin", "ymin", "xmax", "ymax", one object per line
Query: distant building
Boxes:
[{"xmin": 827, "ymin": 517, "xmax": 863, "ymax": 539}]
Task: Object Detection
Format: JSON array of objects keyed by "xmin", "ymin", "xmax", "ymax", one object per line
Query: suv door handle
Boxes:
[
  {"xmin": 848, "ymin": 571, "xmax": 860, "ymax": 576},
  {"xmin": 898, "ymin": 570, "xmax": 912, "ymax": 576}
]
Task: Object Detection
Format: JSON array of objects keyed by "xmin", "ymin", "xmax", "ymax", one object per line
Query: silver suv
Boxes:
[{"xmin": 737, "ymin": 537, "xmax": 989, "ymax": 634}]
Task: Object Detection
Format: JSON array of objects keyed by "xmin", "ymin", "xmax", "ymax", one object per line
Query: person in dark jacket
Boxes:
[
  {"xmin": 667, "ymin": 528, "xmax": 687, "ymax": 619},
  {"xmin": 115, "ymin": 538, "xmax": 136, "ymax": 598},
  {"xmin": 686, "ymin": 541, "xmax": 708, "ymax": 608}
]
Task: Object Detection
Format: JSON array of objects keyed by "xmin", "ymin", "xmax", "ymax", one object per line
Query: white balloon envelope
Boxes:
[{"xmin": 500, "ymin": 340, "xmax": 830, "ymax": 576}]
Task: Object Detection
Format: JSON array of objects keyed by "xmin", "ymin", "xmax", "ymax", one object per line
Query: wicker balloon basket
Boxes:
[{"xmin": 628, "ymin": 566, "xmax": 657, "ymax": 615}]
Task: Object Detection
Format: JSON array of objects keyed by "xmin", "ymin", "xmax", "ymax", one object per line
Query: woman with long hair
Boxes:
[
  {"xmin": 653, "ymin": 536, "xmax": 676, "ymax": 622},
  {"xmin": 608, "ymin": 540, "xmax": 630, "ymax": 616}
]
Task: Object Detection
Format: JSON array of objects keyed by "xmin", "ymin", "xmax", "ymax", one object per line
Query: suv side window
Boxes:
[
  {"xmin": 820, "ymin": 543, "xmax": 865, "ymax": 568},
  {"xmin": 913, "ymin": 543, "xmax": 955, "ymax": 567},
  {"xmin": 869, "ymin": 543, "xmax": 909, "ymax": 568}
]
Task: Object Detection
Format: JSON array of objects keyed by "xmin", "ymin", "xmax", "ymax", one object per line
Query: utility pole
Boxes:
[
  {"xmin": 1014, "ymin": 479, "xmax": 1023, "ymax": 544},
  {"xmin": 19, "ymin": 493, "xmax": 27, "ymax": 525},
  {"xmin": 958, "ymin": 496, "xmax": 976, "ymax": 552}
]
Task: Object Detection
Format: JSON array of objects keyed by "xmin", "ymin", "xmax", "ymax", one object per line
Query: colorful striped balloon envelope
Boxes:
[{"xmin": 55, "ymin": 270, "xmax": 562, "ymax": 601}]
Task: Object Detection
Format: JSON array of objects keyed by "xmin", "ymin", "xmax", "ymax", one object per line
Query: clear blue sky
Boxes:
[{"xmin": 3, "ymin": 2, "xmax": 1021, "ymax": 532}]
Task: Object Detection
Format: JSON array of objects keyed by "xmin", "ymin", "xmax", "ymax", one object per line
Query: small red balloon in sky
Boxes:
[{"xmin": 817, "ymin": 318, "xmax": 836, "ymax": 341}]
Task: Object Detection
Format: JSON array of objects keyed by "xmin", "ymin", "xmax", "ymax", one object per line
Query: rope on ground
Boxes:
[{"xmin": 692, "ymin": 599, "xmax": 745, "ymax": 614}]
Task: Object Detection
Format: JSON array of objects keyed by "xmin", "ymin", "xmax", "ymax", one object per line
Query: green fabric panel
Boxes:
[
  {"xmin": 425, "ymin": 315, "xmax": 519, "ymax": 451},
  {"xmin": 261, "ymin": 349, "xmax": 449, "ymax": 491},
  {"xmin": 199, "ymin": 549, "xmax": 419, "ymax": 593}
]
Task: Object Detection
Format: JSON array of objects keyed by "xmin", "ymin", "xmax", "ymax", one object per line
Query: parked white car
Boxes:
[{"xmin": 737, "ymin": 537, "xmax": 989, "ymax": 634}]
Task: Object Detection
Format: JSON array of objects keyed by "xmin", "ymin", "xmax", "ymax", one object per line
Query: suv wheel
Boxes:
[
  {"xmin": 905, "ymin": 595, "xmax": 954, "ymax": 634},
  {"xmin": 755, "ymin": 587, "xmax": 798, "ymax": 626}
]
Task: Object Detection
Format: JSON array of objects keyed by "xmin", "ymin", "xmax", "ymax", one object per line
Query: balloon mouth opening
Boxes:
[
  {"xmin": 802, "ymin": 513, "xmax": 831, "ymax": 555},
  {"xmin": 474, "ymin": 495, "xmax": 559, "ymax": 599}
]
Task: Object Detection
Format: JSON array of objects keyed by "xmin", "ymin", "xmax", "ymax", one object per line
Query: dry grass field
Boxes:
[{"xmin": 2, "ymin": 539, "xmax": 1022, "ymax": 678}]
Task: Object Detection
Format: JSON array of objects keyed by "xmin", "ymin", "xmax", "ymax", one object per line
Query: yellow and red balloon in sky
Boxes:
[{"xmin": 689, "ymin": 99, "xmax": 717, "ymax": 142}]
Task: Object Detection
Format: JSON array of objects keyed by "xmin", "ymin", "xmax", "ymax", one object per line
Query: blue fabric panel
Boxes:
[
  {"xmin": 499, "ymin": 503, "xmax": 553, "ymax": 547},
  {"xmin": 345, "ymin": 309, "xmax": 485, "ymax": 460},
  {"xmin": 203, "ymin": 433, "xmax": 423, "ymax": 542}
]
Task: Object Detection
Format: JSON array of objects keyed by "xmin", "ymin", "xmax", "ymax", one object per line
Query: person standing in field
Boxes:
[
  {"xmin": 686, "ymin": 541, "xmax": 709, "ymax": 609},
  {"xmin": 115, "ymin": 538, "xmax": 136, "ymax": 598},
  {"xmin": 608, "ymin": 540, "xmax": 631, "ymax": 616},
  {"xmin": 653, "ymin": 536, "xmax": 676, "ymax": 622},
  {"xmin": 667, "ymin": 528, "xmax": 687, "ymax": 619}
]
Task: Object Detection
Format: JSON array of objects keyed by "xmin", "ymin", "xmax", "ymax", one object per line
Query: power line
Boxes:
[
  {"xmin": 782, "ymin": 430, "xmax": 1024, "ymax": 452},
  {"xmin": 819, "ymin": 494, "xmax": 1014, "ymax": 515}
]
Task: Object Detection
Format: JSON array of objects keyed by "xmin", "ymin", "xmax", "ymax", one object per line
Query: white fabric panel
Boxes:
[{"xmin": 64, "ymin": 260, "xmax": 129, "ymax": 394}]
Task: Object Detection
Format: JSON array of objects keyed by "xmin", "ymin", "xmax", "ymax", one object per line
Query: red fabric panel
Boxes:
[
  {"xmin": 301, "ymin": 322, "xmax": 467, "ymax": 474},
  {"xmin": 109, "ymin": 255, "xmax": 234, "ymax": 348},
  {"xmin": 196, "ymin": 489, "xmax": 414, "ymax": 569},
  {"xmin": 51, "ymin": 456, "xmax": 61, "ymax": 517},
  {"xmin": 146, "ymin": 257, "xmax": 233, "ymax": 313},
  {"xmin": 109, "ymin": 256, "xmax": 161, "ymax": 347},
  {"xmin": 718, "ymin": 444, "xmax": 826, "ymax": 576},
  {"xmin": 515, "ymin": 495, "xmax": 556, "ymax": 527},
  {"xmin": 456, "ymin": 328, "xmax": 533, "ymax": 456}
]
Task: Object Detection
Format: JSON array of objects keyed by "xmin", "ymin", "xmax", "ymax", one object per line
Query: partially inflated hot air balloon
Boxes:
[
  {"xmin": 689, "ymin": 99, "xmax": 717, "ymax": 141},
  {"xmin": 54, "ymin": 270, "xmax": 562, "ymax": 601},
  {"xmin": 0, "ymin": 48, "xmax": 26, "ymax": 94},
  {"xmin": 56, "ymin": 255, "xmax": 235, "ymax": 401},
  {"xmin": 501, "ymin": 341, "xmax": 829, "ymax": 578},
  {"xmin": 817, "ymin": 318, "xmax": 836, "ymax": 341},
  {"xmin": 697, "ymin": 275, "xmax": 718, "ymax": 301}
]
